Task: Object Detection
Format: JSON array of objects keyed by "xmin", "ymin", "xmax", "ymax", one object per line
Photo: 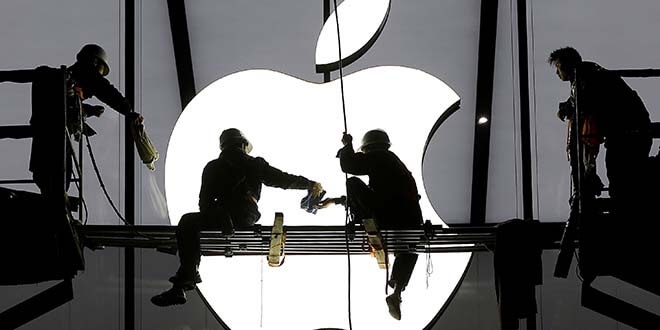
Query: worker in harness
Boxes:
[
  {"xmin": 335, "ymin": 129, "xmax": 423, "ymax": 320},
  {"xmin": 152, "ymin": 128, "xmax": 324, "ymax": 307},
  {"xmin": 0, "ymin": 44, "xmax": 144, "ymax": 198}
]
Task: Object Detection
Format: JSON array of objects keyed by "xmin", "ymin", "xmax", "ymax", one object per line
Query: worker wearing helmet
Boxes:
[
  {"xmin": 336, "ymin": 129, "xmax": 423, "ymax": 321},
  {"xmin": 152, "ymin": 128, "xmax": 323, "ymax": 307},
  {"xmin": 0, "ymin": 44, "xmax": 143, "ymax": 197}
]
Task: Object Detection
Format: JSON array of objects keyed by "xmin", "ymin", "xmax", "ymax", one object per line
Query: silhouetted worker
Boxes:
[
  {"xmin": 337, "ymin": 129, "xmax": 423, "ymax": 320},
  {"xmin": 0, "ymin": 44, "xmax": 143, "ymax": 198},
  {"xmin": 556, "ymin": 81, "xmax": 603, "ymax": 208},
  {"xmin": 549, "ymin": 47, "xmax": 652, "ymax": 218},
  {"xmin": 151, "ymin": 128, "xmax": 324, "ymax": 307}
]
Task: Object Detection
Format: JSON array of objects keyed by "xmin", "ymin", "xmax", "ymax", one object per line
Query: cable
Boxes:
[
  {"xmin": 85, "ymin": 135, "xmax": 128, "ymax": 224},
  {"xmin": 260, "ymin": 238, "xmax": 265, "ymax": 328},
  {"xmin": 330, "ymin": 0, "xmax": 353, "ymax": 328},
  {"xmin": 510, "ymin": 0, "xmax": 521, "ymax": 218},
  {"xmin": 64, "ymin": 130, "xmax": 89, "ymax": 224},
  {"xmin": 85, "ymin": 135, "xmax": 165, "ymax": 242},
  {"xmin": 332, "ymin": 0, "xmax": 348, "ymax": 133},
  {"xmin": 384, "ymin": 232, "xmax": 389, "ymax": 295},
  {"xmin": 344, "ymin": 206, "xmax": 353, "ymax": 330}
]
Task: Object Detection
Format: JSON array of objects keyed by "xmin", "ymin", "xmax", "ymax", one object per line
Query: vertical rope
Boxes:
[
  {"xmin": 330, "ymin": 1, "xmax": 352, "ymax": 329},
  {"xmin": 510, "ymin": 0, "xmax": 521, "ymax": 218},
  {"xmin": 260, "ymin": 239, "xmax": 265, "ymax": 327},
  {"xmin": 332, "ymin": 0, "xmax": 348, "ymax": 133}
]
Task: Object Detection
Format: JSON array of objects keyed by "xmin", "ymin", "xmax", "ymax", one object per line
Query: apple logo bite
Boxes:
[{"xmin": 165, "ymin": 0, "xmax": 470, "ymax": 328}]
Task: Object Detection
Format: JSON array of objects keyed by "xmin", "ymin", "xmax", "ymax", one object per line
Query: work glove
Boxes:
[
  {"xmin": 129, "ymin": 116, "xmax": 159, "ymax": 170},
  {"xmin": 336, "ymin": 133, "xmax": 354, "ymax": 158},
  {"xmin": 341, "ymin": 133, "xmax": 353, "ymax": 146},
  {"xmin": 126, "ymin": 111, "xmax": 144, "ymax": 125},
  {"xmin": 309, "ymin": 181, "xmax": 324, "ymax": 198},
  {"xmin": 301, "ymin": 182, "xmax": 325, "ymax": 214},
  {"xmin": 557, "ymin": 100, "xmax": 574, "ymax": 122},
  {"xmin": 317, "ymin": 196, "xmax": 347, "ymax": 209}
]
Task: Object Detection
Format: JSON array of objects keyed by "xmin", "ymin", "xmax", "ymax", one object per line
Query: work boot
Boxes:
[
  {"xmin": 385, "ymin": 293, "xmax": 402, "ymax": 320},
  {"xmin": 151, "ymin": 287, "xmax": 186, "ymax": 307},
  {"xmin": 169, "ymin": 269, "xmax": 202, "ymax": 291}
]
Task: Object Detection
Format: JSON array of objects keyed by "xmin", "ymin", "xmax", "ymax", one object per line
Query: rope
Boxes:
[
  {"xmin": 260, "ymin": 238, "xmax": 265, "ymax": 328},
  {"xmin": 529, "ymin": 0, "xmax": 541, "ymax": 225},
  {"xmin": 330, "ymin": 0, "xmax": 352, "ymax": 328},
  {"xmin": 64, "ymin": 126, "xmax": 89, "ymax": 224},
  {"xmin": 332, "ymin": 0, "xmax": 348, "ymax": 133},
  {"xmin": 85, "ymin": 135, "xmax": 164, "ymax": 241},
  {"xmin": 509, "ymin": 0, "xmax": 521, "ymax": 218}
]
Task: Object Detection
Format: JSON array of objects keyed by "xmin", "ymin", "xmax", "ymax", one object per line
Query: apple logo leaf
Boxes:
[{"xmin": 315, "ymin": 0, "xmax": 391, "ymax": 73}]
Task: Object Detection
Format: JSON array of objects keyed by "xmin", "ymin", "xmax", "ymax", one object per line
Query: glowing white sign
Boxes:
[{"xmin": 165, "ymin": 0, "xmax": 471, "ymax": 329}]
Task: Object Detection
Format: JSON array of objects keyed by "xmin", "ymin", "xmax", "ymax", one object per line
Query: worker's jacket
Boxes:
[
  {"xmin": 573, "ymin": 61, "xmax": 651, "ymax": 145},
  {"xmin": 338, "ymin": 145, "xmax": 423, "ymax": 226},
  {"xmin": 198, "ymin": 148, "xmax": 312, "ymax": 224},
  {"xmin": 0, "ymin": 65, "xmax": 131, "ymax": 176}
]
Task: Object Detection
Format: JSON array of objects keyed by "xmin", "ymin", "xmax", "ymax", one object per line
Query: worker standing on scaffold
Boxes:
[
  {"xmin": 152, "ymin": 128, "xmax": 324, "ymax": 307},
  {"xmin": 0, "ymin": 44, "xmax": 144, "ymax": 199},
  {"xmin": 549, "ymin": 47, "xmax": 652, "ymax": 220},
  {"xmin": 335, "ymin": 129, "xmax": 422, "ymax": 321}
]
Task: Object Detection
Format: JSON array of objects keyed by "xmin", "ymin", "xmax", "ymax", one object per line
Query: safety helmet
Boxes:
[
  {"xmin": 219, "ymin": 128, "xmax": 252, "ymax": 153},
  {"xmin": 76, "ymin": 44, "xmax": 110, "ymax": 76},
  {"xmin": 359, "ymin": 129, "xmax": 391, "ymax": 151}
]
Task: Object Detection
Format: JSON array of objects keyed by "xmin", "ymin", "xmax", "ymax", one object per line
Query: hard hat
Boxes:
[
  {"xmin": 359, "ymin": 129, "xmax": 391, "ymax": 151},
  {"xmin": 76, "ymin": 44, "xmax": 110, "ymax": 76},
  {"xmin": 219, "ymin": 128, "xmax": 252, "ymax": 153}
]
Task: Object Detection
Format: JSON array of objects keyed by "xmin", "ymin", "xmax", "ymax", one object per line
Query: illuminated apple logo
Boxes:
[{"xmin": 165, "ymin": 0, "xmax": 471, "ymax": 329}]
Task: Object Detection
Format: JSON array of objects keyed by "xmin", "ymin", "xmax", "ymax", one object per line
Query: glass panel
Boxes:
[{"xmin": 531, "ymin": 0, "xmax": 660, "ymax": 222}]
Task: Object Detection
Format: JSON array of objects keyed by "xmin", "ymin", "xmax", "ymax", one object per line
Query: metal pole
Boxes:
[
  {"xmin": 516, "ymin": 1, "xmax": 536, "ymax": 328},
  {"xmin": 470, "ymin": 0, "xmax": 499, "ymax": 224},
  {"xmin": 62, "ymin": 66, "xmax": 68, "ymax": 204},
  {"xmin": 516, "ymin": 0, "xmax": 534, "ymax": 222},
  {"xmin": 78, "ymin": 96, "xmax": 84, "ymax": 217},
  {"xmin": 166, "ymin": 0, "xmax": 197, "ymax": 109}
]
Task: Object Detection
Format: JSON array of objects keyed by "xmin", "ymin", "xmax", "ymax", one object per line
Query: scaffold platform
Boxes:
[{"xmin": 79, "ymin": 222, "xmax": 566, "ymax": 256}]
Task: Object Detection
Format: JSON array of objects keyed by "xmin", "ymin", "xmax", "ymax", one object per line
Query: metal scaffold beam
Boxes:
[{"xmin": 80, "ymin": 222, "xmax": 565, "ymax": 256}]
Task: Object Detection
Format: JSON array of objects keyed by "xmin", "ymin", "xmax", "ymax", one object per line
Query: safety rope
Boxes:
[
  {"xmin": 85, "ymin": 134, "xmax": 164, "ymax": 241},
  {"xmin": 260, "ymin": 237, "xmax": 265, "ymax": 328},
  {"xmin": 330, "ymin": 0, "xmax": 353, "ymax": 328},
  {"xmin": 64, "ymin": 127, "xmax": 89, "ymax": 225},
  {"xmin": 509, "ymin": 0, "xmax": 521, "ymax": 219},
  {"xmin": 332, "ymin": 0, "xmax": 349, "ymax": 133}
]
